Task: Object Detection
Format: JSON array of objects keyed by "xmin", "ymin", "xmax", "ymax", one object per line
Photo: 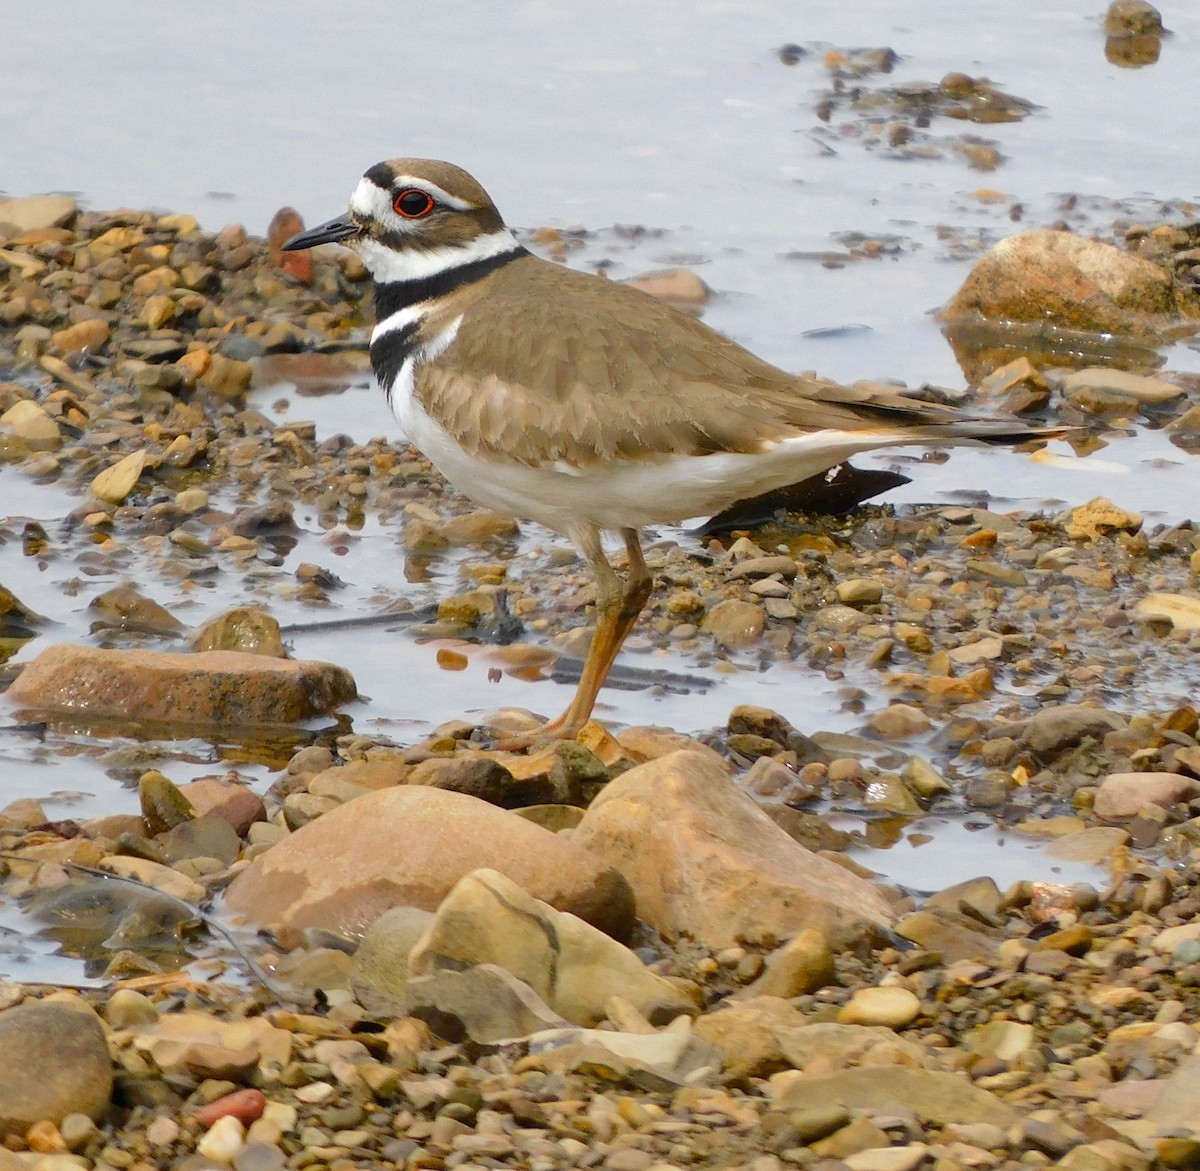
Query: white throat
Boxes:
[{"xmin": 355, "ymin": 228, "xmax": 521, "ymax": 285}]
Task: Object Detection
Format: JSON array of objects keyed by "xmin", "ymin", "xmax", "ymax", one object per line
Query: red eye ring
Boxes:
[{"xmin": 393, "ymin": 188, "xmax": 436, "ymax": 218}]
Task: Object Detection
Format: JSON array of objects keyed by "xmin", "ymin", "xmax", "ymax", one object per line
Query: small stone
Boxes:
[
  {"xmin": 739, "ymin": 928, "xmax": 836, "ymax": 998},
  {"xmin": 90, "ymin": 450, "xmax": 146, "ymax": 504},
  {"xmin": 194, "ymin": 1089, "xmax": 267, "ymax": 1129},
  {"xmin": 0, "ymin": 400, "xmax": 61, "ymax": 450},
  {"xmin": 50, "ymin": 319, "xmax": 109, "ymax": 357},
  {"xmin": 103, "ymin": 989, "xmax": 158, "ymax": 1029},
  {"xmin": 189, "ymin": 607, "xmax": 287, "ymax": 657},
  {"xmin": 702, "ymin": 599, "xmax": 766, "ymax": 648},
  {"xmin": 140, "ymin": 294, "xmax": 175, "ymax": 329},
  {"xmin": 1065, "ymin": 498, "xmax": 1143, "ymax": 540},
  {"xmin": 624, "ymin": 267, "xmax": 710, "ymax": 310},
  {"xmin": 837, "ymin": 986, "xmax": 921, "ymax": 1029},
  {"xmin": 869, "ymin": 704, "xmax": 932, "ymax": 739},
  {"xmin": 836, "ymin": 579, "xmax": 883, "ymax": 606},
  {"xmin": 843, "ymin": 1146, "xmax": 930, "ymax": 1171},
  {"xmin": 197, "ymin": 1115, "xmax": 246, "ymax": 1166},
  {"xmin": 1105, "ymin": 0, "xmax": 1164, "ymax": 36},
  {"xmin": 790, "ymin": 1105, "xmax": 852, "ymax": 1143},
  {"xmin": 1061, "ymin": 367, "xmax": 1181, "ymax": 403}
]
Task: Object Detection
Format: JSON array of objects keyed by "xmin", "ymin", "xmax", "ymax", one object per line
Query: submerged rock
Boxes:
[{"xmin": 188, "ymin": 606, "xmax": 288, "ymax": 657}]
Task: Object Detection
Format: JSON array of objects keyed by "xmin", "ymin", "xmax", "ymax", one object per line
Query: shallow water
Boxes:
[{"xmin": 2, "ymin": 1, "xmax": 1198, "ymax": 980}]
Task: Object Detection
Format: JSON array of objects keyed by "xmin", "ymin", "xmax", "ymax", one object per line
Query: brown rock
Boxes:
[
  {"xmin": 199, "ymin": 354, "xmax": 253, "ymax": 400},
  {"xmin": 941, "ymin": 229, "xmax": 1193, "ymax": 340},
  {"xmin": 572, "ymin": 750, "xmax": 894, "ymax": 949},
  {"xmin": 0, "ymin": 400, "xmax": 60, "ymax": 450},
  {"xmin": 1065, "ymin": 497, "xmax": 1143, "ymax": 540},
  {"xmin": 1060, "ymin": 367, "xmax": 1182, "ymax": 404},
  {"xmin": 50, "ymin": 319, "xmax": 110, "ymax": 357},
  {"xmin": 439, "ymin": 510, "xmax": 520, "ymax": 544},
  {"xmin": 0, "ymin": 1002, "xmax": 112, "ymax": 1136},
  {"xmin": 869, "ymin": 704, "xmax": 933, "ymax": 739},
  {"xmin": 224, "ymin": 785, "xmax": 635, "ymax": 946},
  {"xmin": 406, "ymin": 869, "xmax": 692, "ymax": 1027},
  {"xmin": 140, "ymin": 294, "xmax": 175, "ymax": 329},
  {"xmin": 7, "ymin": 643, "xmax": 356, "ymax": 726},
  {"xmin": 89, "ymin": 581, "xmax": 186, "ymax": 637},
  {"xmin": 702, "ymin": 599, "xmax": 766, "ymax": 648},
  {"xmin": 624, "ymin": 267, "xmax": 711, "ymax": 313},
  {"xmin": 188, "ymin": 606, "xmax": 287, "ymax": 656},
  {"xmin": 738, "ymin": 928, "xmax": 837, "ymax": 999},
  {"xmin": 1105, "ymin": 0, "xmax": 1164, "ymax": 36},
  {"xmin": 693, "ymin": 996, "xmax": 806, "ymax": 1079},
  {"xmin": 1016, "ymin": 703, "xmax": 1128, "ymax": 759}
]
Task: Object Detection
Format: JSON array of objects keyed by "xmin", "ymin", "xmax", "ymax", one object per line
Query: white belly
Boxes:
[{"xmin": 391, "ymin": 368, "xmax": 923, "ymax": 535}]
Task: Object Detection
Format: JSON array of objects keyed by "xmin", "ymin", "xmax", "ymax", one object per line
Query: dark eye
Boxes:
[{"xmin": 393, "ymin": 188, "xmax": 435, "ymax": 218}]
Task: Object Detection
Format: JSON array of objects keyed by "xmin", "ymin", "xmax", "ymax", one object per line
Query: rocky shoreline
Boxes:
[{"xmin": 2, "ymin": 182, "xmax": 1200, "ymax": 1171}]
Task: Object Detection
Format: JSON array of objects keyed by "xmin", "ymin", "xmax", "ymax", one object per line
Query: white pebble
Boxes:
[{"xmin": 196, "ymin": 1115, "xmax": 245, "ymax": 1166}]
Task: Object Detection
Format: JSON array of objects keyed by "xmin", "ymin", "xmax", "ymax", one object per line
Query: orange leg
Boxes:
[{"xmin": 494, "ymin": 526, "xmax": 651, "ymax": 749}]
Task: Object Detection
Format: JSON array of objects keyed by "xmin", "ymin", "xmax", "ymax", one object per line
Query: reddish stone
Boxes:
[
  {"xmin": 193, "ymin": 1087, "xmax": 266, "ymax": 1129},
  {"xmin": 268, "ymin": 207, "xmax": 313, "ymax": 285},
  {"xmin": 180, "ymin": 777, "xmax": 266, "ymax": 836}
]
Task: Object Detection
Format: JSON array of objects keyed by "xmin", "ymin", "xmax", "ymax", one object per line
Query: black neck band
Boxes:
[{"xmin": 373, "ymin": 245, "xmax": 529, "ymax": 322}]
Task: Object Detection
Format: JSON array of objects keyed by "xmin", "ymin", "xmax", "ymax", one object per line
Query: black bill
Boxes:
[{"xmin": 282, "ymin": 213, "xmax": 358, "ymax": 251}]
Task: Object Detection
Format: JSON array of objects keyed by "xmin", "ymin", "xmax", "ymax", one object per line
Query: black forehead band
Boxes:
[{"xmin": 364, "ymin": 162, "xmax": 395, "ymax": 190}]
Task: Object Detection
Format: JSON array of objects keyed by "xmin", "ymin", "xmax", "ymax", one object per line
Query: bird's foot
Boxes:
[{"xmin": 487, "ymin": 716, "xmax": 583, "ymax": 753}]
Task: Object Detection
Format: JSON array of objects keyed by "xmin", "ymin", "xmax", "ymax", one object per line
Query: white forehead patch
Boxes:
[{"xmin": 350, "ymin": 177, "xmax": 390, "ymax": 218}]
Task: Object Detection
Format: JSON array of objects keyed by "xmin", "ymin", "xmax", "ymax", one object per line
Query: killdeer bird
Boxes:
[{"xmin": 284, "ymin": 159, "xmax": 1057, "ymax": 743}]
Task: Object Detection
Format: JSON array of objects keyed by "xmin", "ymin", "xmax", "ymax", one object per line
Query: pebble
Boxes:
[
  {"xmin": 838, "ymin": 986, "xmax": 922, "ymax": 1028},
  {"xmin": 197, "ymin": 1115, "xmax": 246, "ymax": 1165}
]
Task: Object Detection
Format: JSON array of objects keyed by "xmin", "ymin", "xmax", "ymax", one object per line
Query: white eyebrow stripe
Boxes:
[{"xmin": 389, "ymin": 176, "xmax": 474, "ymax": 211}]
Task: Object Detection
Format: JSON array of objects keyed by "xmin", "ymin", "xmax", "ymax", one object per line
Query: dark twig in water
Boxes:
[{"xmin": 0, "ymin": 854, "xmax": 309, "ymax": 1005}]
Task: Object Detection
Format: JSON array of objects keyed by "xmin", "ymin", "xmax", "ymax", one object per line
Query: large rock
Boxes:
[
  {"xmin": 572, "ymin": 750, "xmax": 894, "ymax": 949},
  {"xmin": 404, "ymin": 869, "xmax": 692, "ymax": 1026},
  {"xmin": 7, "ymin": 643, "xmax": 356, "ymax": 726},
  {"xmin": 0, "ymin": 1001, "xmax": 113, "ymax": 1136},
  {"xmin": 941, "ymin": 229, "xmax": 1195, "ymax": 340},
  {"xmin": 225, "ymin": 787, "xmax": 634, "ymax": 945}
]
